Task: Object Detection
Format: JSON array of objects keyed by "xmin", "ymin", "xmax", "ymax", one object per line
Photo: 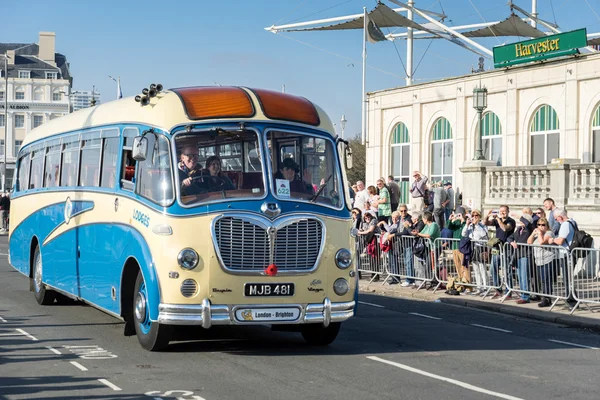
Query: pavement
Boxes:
[{"xmin": 359, "ymin": 278, "xmax": 600, "ymax": 332}]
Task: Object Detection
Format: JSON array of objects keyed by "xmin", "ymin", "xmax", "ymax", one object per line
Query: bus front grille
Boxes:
[{"xmin": 214, "ymin": 216, "xmax": 323, "ymax": 272}]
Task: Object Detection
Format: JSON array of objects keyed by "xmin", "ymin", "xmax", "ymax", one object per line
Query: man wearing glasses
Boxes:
[{"xmin": 178, "ymin": 144, "xmax": 206, "ymax": 195}]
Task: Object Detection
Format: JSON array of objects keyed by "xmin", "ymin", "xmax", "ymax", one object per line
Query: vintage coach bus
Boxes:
[{"xmin": 9, "ymin": 85, "xmax": 356, "ymax": 350}]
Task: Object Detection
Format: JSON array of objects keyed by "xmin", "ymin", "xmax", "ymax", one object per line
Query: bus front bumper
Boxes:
[{"xmin": 157, "ymin": 298, "xmax": 355, "ymax": 329}]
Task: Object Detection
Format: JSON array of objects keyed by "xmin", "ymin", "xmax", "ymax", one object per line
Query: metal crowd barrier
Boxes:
[
  {"xmin": 503, "ymin": 242, "xmax": 570, "ymax": 310},
  {"xmin": 355, "ymin": 234, "xmax": 385, "ymax": 284},
  {"xmin": 356, "ymin": 231, "xmax": 600, "ymax": 314},
  {"xmin": 570, "ymin": 247, "xmax": 600, "ymax": 314}
]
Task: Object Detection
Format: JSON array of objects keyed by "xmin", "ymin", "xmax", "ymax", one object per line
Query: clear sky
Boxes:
[{"xmin": 2, "ymin": 0, "xmax": 598, "ymax": 137}]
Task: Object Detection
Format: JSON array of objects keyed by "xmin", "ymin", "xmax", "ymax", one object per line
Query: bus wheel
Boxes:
[
  {"xmin": 133, "ymin": 271, "xmax": 171, "ymax": 351},
  {"xmin": 32, "ymin": 245, "xmax": 56, "ymax": 305},
  {"xmin": 300, "ymin": 322, "xmax": 341, "ymax": 346}
]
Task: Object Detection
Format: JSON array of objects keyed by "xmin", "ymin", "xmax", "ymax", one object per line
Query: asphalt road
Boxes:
[{"xmin": 1, "ymin": 236, "xmax": 600, "ymax": 400}]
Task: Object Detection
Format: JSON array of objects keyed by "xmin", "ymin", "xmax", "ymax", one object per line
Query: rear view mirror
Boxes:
[
  {"xmin": 132, "ymin": 136, "xmax": 148, "ymax": 161},
  {"xmin": 345, "ymin": 145, "xmax": 353, "ymax": 169}
]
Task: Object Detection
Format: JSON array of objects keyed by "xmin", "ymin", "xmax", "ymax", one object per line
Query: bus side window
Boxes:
[
  {"xmin": 100, "ymin": 137, "xmax": 119, "ymax": 189},
  {"xmin": 120, "ymin": 133, "xmax": 138, "ymax": 191},
  {"xmin": 137, "ymin": 135, "xmax": 174, "ymax": 205},
  {"xmin": 120, "ymin": 150, "xmax": 136, "ymax": 190}
]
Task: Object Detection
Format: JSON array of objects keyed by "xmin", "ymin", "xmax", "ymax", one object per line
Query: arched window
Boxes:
[
  {"xmin": 480, "ymin": 111, "xmax": 502, "ymax": 166},
  {"xmin": 431, "ymin": 117, "xmax": 453, "ymax": 183},
  {"xmin": 592, "ymin": 104, "xmax": 600, "ymax": 162},
  {"xmin": 530, "ymin": 105, "xmax": 559, "ymax": 165},
  {"xmin": 33, "ymin": 87, "xmax": 44, "ymax": 101},
  {"xmin": 390, "ymin": 122, "xmax": 410, "ymax": 203}
]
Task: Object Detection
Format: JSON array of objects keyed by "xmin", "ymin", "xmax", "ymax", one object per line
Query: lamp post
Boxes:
[
  {"xmin": 472, "ymin": 86, "xmax": 488, "ymax": 161},
  {"xmin": 340, "ymin": 114, "xmax": 347, "ymax": 140},
  {"xmin": 2, "ymin": 53, "xmax": 9, "ymax": 191},
  {"xmin": 108, "ymin": 75, "xmax": 121, "ymax": 99}
]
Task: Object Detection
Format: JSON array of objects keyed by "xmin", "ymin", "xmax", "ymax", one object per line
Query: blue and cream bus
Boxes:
[{"xmin": 9, "ymin": 85, "xmax": 356, "ymax": 350}]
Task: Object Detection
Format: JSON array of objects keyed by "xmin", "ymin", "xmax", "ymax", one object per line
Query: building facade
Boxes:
[
  {"xmin": 71, "ymin": 90, "xmax": 101, "ymax": 112},
  {"xmin": 366, "ymin": 52, "xmax": 600, "ymax": 206},
  {"xmin": 0, "ymin": 32, "xmax": 72, "ymax": 189}
]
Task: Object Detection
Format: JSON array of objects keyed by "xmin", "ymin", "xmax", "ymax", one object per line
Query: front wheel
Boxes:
[
  {"xmin": 133, "ymin": 271, "xmax": 171, "ymax": 351},
  {"xmin": 32, "ymin": 245, "xmax": 55, "ymax": 305},
  {"xmin": 301, "ymin": 322, "xmax": 341, "ymax": 346}
]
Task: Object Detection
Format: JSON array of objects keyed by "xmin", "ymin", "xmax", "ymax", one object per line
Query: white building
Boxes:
[
  {"xmin": 71, "ymin": 90, "xmax": 101, "ymax": 112},
  {"xmin": 0, "ymin": 32, "xmax": 72, "ymax": 189}
]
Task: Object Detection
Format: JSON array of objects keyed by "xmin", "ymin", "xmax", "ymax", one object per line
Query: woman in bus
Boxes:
[{"xmin": 204, "ymin": 155, "xmax": 236, "ymax": 192}]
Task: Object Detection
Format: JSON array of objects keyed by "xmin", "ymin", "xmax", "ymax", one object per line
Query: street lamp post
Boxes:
[
  {"xmin": 109, "ymin": 75, "xmax": 121, "ymax": 99},
  {"xmin": 472, "ymin": 86, "xmax": 488, "ymax": 161},
  {"xmin": 340, "ymin": 114, "xmax": 347, "ymax": 140}
]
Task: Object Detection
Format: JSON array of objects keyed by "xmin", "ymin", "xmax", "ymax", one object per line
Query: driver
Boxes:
[{"xmin": 177, "ymin": 145, "xmax": 206, "ymax": 195}]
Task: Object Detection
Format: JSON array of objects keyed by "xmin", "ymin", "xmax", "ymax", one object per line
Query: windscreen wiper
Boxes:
[{"xmin": 310, "ymin": 174, "xmax": 333, "ymax": 202}]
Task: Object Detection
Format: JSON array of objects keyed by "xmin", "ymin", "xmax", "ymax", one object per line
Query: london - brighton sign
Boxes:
[{"xmin": 493, "ymin": 28, "xmax": 588, "ymax": 68}]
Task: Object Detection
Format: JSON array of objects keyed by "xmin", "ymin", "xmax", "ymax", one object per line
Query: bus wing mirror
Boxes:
[
  {"xmin": 345, "ymin": 145, "xmax": 353, "ymax": 169},
  {"xmin": 132, "ymin": 136, "xmax": 148, "ymax": 161}
]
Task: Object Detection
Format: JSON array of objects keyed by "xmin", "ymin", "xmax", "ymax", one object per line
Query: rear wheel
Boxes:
[
  {"xmin": 301, "ymin": 322, "xmax": 341, "ymax": 346},
  {"xmin": 133, "ymin": 271, "xmax": 171, "ymax": 351},
  {"xmin": 32, "ymin": 245, "xmax": 55, "ymax": 305}
]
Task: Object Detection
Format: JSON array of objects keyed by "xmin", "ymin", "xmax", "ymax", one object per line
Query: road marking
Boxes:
[
  {"xmin": 16, "ymin": 328, "xmax": 38, "ymax": 341},
  {"xmin": 0, "ymin": 253, "xmax": 8, "ymax": 256},
  {"xmin": 0, "ymin": 316, "xmax": 6, "ymax": 322},
  {"xmin": 46, "ymin": 346, "xmax": 62, "ymax": 355},
  {"xmin": 368, "ymin": 356, "xmax": 524, "ymax": 400},
  {"xmin": 470, "ymin": 323, "xmax": 512, "ymax": 333},
  {"xmin": 98, "ymin": 379, "xmax": 122, "ymax": 391},
  {"xmin": 70, "ymin": 361, "xmax": 88, "ymax": 371},
  {"xmin": 409, "ymin": 312, "xmax": 441, "ymax": 320},
  {"xmin": 358, "ymin": 301, "xmax": 385, "ymax": 308},
  {"xmin": 548, "ymin": 339, "xmax": 599, "ymax": 350}
]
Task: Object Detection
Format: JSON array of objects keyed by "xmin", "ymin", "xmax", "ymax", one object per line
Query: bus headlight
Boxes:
[
  {"xmin": 335, "ymin": 248, "xmax": 352, "ymax": 269},
  {"xmin": 333, "ymin": 278, "xmax": 349, "ymax": 296},
  {"xmin": 177, "ymin": 248, "xmax": 199, "ymax": 270}
]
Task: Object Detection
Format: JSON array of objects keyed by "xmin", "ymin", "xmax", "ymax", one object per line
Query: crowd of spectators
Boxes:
[{"xmin": 351, "ymin": 172, "xmax": 584, "ymax": 308}]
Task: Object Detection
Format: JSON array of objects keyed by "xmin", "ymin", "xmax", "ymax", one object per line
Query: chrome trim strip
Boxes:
[
  {"xmin": 211, "ymin": 213, "xmax": 326, "ymax": 276},
  {"xmin": 157, "ymin": 298, "xmax": 355, "ymax": 326}
]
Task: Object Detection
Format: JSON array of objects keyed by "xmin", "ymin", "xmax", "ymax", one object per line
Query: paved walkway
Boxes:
[{"xmin": 359, "ymin": 279, "xmax": 600, "ymax": 332}]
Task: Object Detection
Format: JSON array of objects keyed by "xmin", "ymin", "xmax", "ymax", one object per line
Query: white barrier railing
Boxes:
[{"xmin": 357, "ymin": 233, "xmax": 600, "ymax": 313}]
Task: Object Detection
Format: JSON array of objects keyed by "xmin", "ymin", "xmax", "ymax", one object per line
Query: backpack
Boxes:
[{"xmin": 568, "ymin": 221, "xmax": 594, "ymax": 251}]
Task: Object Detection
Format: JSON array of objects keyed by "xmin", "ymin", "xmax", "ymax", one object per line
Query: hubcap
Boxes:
[
  {"xmin": 34, "ymin": 253, "xmax": 42, "ymax": 293},
  {"xmin": 135, "ymin": 291, "xmax": 147, "ymax": 322}
]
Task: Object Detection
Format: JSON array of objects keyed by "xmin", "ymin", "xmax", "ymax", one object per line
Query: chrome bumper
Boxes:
[{"xmin": 157, "ymin": 298, "xmax": 355, "ymax": 329}]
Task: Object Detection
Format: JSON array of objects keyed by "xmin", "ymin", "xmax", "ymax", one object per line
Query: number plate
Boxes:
[{"xmin": 244, "ymin": 283, "xmax": 295, "ymax": 297}]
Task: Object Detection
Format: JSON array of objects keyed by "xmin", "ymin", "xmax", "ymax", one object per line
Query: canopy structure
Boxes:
[
  {"xmin": 462, "ymin": 14, "xmax": 546, "ymax": 38},
  {"xmin": 289, "ymin": 2, "xmax": 437, "ymax": 36}
]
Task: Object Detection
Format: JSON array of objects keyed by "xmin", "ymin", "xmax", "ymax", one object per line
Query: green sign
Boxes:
[{"xmin": 493, "ymin": 28, "xmax": 588, "ymax": 68}]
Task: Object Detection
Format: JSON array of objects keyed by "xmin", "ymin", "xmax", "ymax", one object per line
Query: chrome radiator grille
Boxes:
[{"xmin": 214, "ymin": 216, "xmax": 323, "ymax": 272}]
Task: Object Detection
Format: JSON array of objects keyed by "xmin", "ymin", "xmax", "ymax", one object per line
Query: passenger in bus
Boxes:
[
  {"xmin": 177, "ymin": 145, "xmax": 207, "ymax": 195},
  {"xmin": 204, "ymin": 155, "xmax": 236, "ymax": 192},
  {"xmin": 275, "ymin": 158, "xmax": 314, "ymax": 195}
]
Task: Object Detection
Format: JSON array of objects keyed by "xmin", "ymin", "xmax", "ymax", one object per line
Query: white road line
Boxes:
[
  {"xmin": 548, "ymin": 339, "xmax": 599, "ymax": 350},
  {"xmin": 16, "ymin": 328, "xmax": 38, "ymax": 341},
  {"xmin": 470, "ymin": 323, "xmax": 512, "ymax": 333},
  {"xmin": 409, "ymin": 312, "xmax": 441, "ymax": 320},
  {"xmin": 368, "ymin": 356, "xmax": 524, "ymax": 400},
  {"xmin": 0, "ymin": 253, "xmax": 8, "ymax": 256},
  {"xmin": 98, "ymin": 379, "xmax": 122, "ymax": 391},
  {"xmin": 46, "ymin": 346, "xmax": 62, "ymax": 355},
  {"xmin": 358, "ymin": 301, "xmax": 385, "ymax": 308},
  {"xmin": 70, "ymin": 361, "xmax": 88, "ymax": 371},
  {"xmin": 0, "ymin": 316, "xmax": 6, "ymax": 322}
]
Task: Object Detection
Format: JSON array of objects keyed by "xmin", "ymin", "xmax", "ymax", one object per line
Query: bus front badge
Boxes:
[{"xmin": 261, "ymin": 202, "xmax": 281, "ymax": 218}]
